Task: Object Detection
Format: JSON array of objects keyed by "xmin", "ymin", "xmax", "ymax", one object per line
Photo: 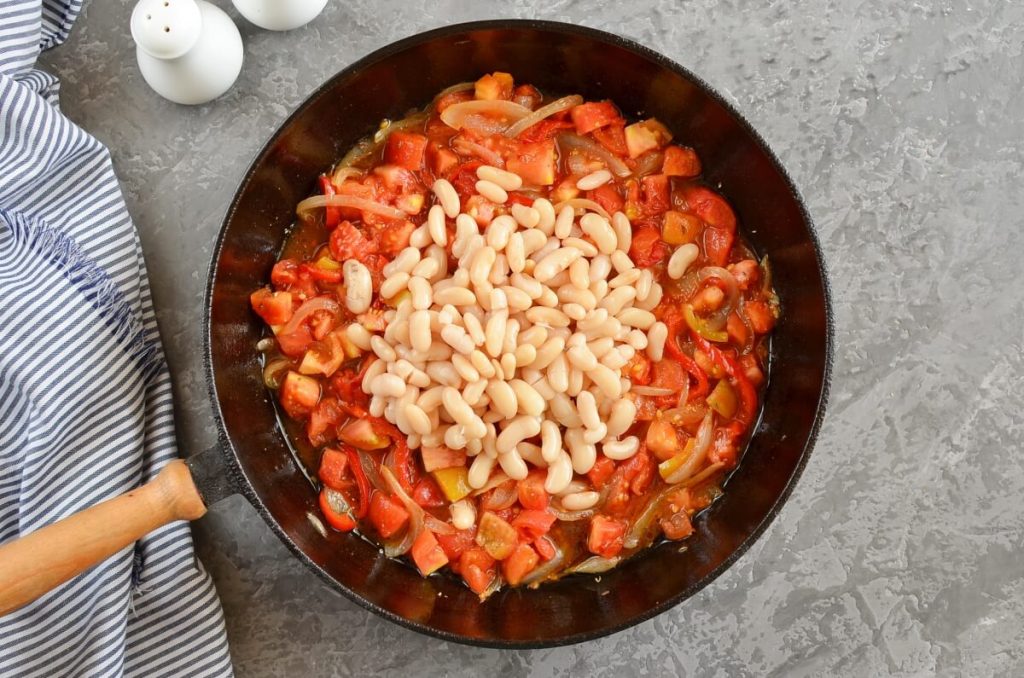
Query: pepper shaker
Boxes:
[
  {"xmin": 232, "ymin": 0, "xmax": 329, "ymax": 31},
  {"xmin": 130, "ymin": 0, "xmax": 243, "ymax": 105}
]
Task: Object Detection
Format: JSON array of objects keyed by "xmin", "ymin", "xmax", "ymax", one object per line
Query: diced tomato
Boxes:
[
  {"xmin": 651, "ymin": 358, "xmax": 687, "ymax": 392},
  {"xmin": 511, "ymin": 509, "xmax": 556, "ymax": 541},
  {"xmin": 271, "ymin": 260, "xmax": 316, "ymax": 299},
  {"xmin": 517, "ymin": 118, "xmax": 574, "ymax": 144},
  {"xmin": 421, "ymin": 446, "xmax": 467, "ymax": 473},
  {"xmin": 641, "ymin": 174, "xmax": 670, "ymax": 216},
  {"xmin": 377, "ymin": 219, "xmax": 416, "ymax": 256},
  {"xmin": 506, "ymin": 139, "xmax": 557, "ymax": 186},
  {"xmin": 250, "ymin": 288, "xmax": 294, "ymax": 325},
  {"xmin": 412, "ymin": 476, "xmax": 447, "ymax": 508},
  {"xmin": 337, "ymin": 418, "xmax": 389, "ymax": 450},
  {"xmin": 306, "ymin": 397, "xmax": 344, "ymax": 446},
  {"xmin": 629, "ymin": 227, "xmax": 668, "ymax": 267},
  {"xmin": 624, "ymin": 353, "xmax": 652, "ymax": 386},
  {"xmin": 475, "ymin": 512, "xmax": 518, "ymax": 560},
  {"xmin": 384, "ymin": 131, "xmax": 428, "ymax": 171},
  {"xmin": 317, "ymin": 448, "xmax": 349, "ymax": 490},
  {"xmin": 368, "ymin": 491, "xmax": 410, "ymax": 538},
  {"xmin": 448, "ymin": 161, "xmax": 484, "ymax": 199},
  {"xmin": 512, "ymin": 84, "xmax": 543, "ymax": 110},
  {"xmin": 319, "ymin": 488, "xmax": 356, "ymax": 532},
  {"xmin": 683, "ymin": 185, "xmax": 737, "ymax": 232},
  {"xmin": 307, "ymin": 310, "xmax": 336, "ymax": 341},
  {"xmin": 502, "ymin": 543, "xmax": 539, "ymax": 585},
  {"xmin": 662, "ymin": 145, "xmax": 702, "ymax": 177},
  {"xmin": 621, "ymin": 449, "xmax": 654, "ymax": 495},
  {"xmin": 592, "ymin": 123, "xmax": 628, "ymax": 157},
  {"xmin": 275, "ymin": 325, "xmax": 314, "ymax": 357},
  {"xmin": 533, "ymin": 535, "xmax": 556, "ymax": 561},
  {"xmin": 460, "ymin": 548, "xmax": 496, "ymax": 595},
  {"xmin": 709, "ymin": 426, "xmax": 740, "ymax": 467},
  {"xmin": 587, "ymin": 456, "xmax": 617, "ymax": 490},
  {"xmin": 703, "ymin": 227, "xmax": 735, "ymax": 267},
  {"xmin": 646, "ymin": 418, "xmax": 681, "ymax": 461},
  {"xmin": 279, "ymin": 371, "xmax": 320, "ymax": 419},
  {"xmin": 516, "ymin": 470, "xmax": 549, "ymax": 510},
  {"xmin": 329, "ymin": 221, "xmax": 378, "ymax": 262},
  {"xmin": 570, "ymin": 101, "xmax": 622, "ymax": 135},
  {"xmin": 301, "ymin": 261, "xmax": 343, "ymax": 285},
  {"xmin": 428, "ymin": 145, "xmax": 459, "ymax": 177},
  {"xmin": 436, "ymin": 528, "xmax": 477, "ymax": 561},
  {"xmin": 475, "ymin": 72, "xmax": 514, "ymax": 100},
  {"xmin": 587, "ymin": 515, "xmax": 628, "ymax": 558},
  {"xmin": 411, "ymin": 529, "xmax": 449, "ymax": 576},
  {"xmin": 729, "ymin": 260, "xmax": 761, "ymax": 290},
  {"xmin": 744, "ymin": 299, "xmax": 776, "ymax": 334},
  {"xmin": 727, "ymin": 311, "xmax": 750, "ymax": 347},
  {"xmin": 602, "ymin": 472, "xmax": 633, "ymax": 517},
  {"xmin": 588, "ymin": 183, "xmax": 624, "ymax": 215}
]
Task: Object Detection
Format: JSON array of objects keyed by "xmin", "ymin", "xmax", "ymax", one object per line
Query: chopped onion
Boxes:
[
  {"xmin": 357, "ymin": 450, "xmax": 386, "ymax": 492},
  {"xmin": 553, "ymin": 198, "xmax": 611, "ymax": 220},
  {"xmin": 478, "ymin": 573, "xmax": 504, "ymax": 600},
  {"xmin": 424, "ymin": 515, "xmax": 456, "ymax": 535},
  {"xmin": 452, "ymin": 136, "xmax": 505, "ymax": 168},
  {"xmin": 440, "ymin": 100, "xmax": 531, "ymax": 135},
  {"xmin": 434, "ymin": 81, "xmax": 475, "ymax": 100},
  {"xmin": 522, "ymin": 543, "xmax": 566, "ymax": 586},
  {"xmin": 330, "ymin": 166, "xmax": 363, "ymax": 185},
  {"xmin": 548, "ymin": 507, "xmax": 594, "ymax": 522},
  {"xmin": 568, "ymin": 555, "xmax": 621, "ymax": 574},
  {"xmin": 296, "ymin": 194, "xmax": 407, "ymax": 221},
  {"xmin": 631, "ymin": 385, "xmax": 675, "ymax": 397},
  {"xmin": 662, "ymin": 412, "xmax": 715, "ymax": 484},
  {"xmin": 381, "ymin": 466, "xmax": 425, "ymax": 557},
  {"xmin": 681, "ymin": 462, "xmax": 726, "ymax": 489},
  {"xmin": 280, "ymin": 296, "xmax": 340, "ymax": 338},
  {"xmin": 504, "ymin": 95, "xmax": 583, "ymax": 138},
  {"xmin": 479, "ymin": 479, "xmax": 518, "ymax": 511},
  {"xmin": 624, "ymin": 485, "xmax": 677, "ymax": 549},
  {"xmin": 556, "ymin": 133, "xmax": 630, "ymax": 177},
  {"xmin": 262, "ymin": 358, "xmax": 291, "ymax": 389},
  {"xmin": 470, "ymin": 471, "xmax": 510, "ymax": 496}
]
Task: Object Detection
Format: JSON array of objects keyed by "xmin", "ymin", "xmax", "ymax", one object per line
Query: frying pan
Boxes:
[{"xmin": 0, "ymin": 20, "xmax": 832, "ymax": 647}]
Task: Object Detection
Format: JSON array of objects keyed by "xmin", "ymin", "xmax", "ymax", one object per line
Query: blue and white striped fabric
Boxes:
[{"xmin": 0, "ymin": 1, "xmax": 232, "ymax": 675}]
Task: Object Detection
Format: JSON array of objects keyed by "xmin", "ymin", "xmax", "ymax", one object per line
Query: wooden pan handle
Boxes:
[{"xmin": 0, "ymin": 459, "xmax": 206, "ymax": 616}]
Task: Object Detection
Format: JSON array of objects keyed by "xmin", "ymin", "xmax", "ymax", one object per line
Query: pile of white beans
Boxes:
[{"xmin": 340, "ymin": 165, "xmax": 697, "ymax": 520}]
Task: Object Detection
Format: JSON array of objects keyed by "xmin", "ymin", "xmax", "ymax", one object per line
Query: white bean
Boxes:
[
  {"xmin": 477, "ymin": 164, "xmax": 523, "ymax": 191},
  {"xmin": 635, "ymin": 282, "xmax": 663, "ymax": 311},
  {"xmin": 561, "ymin": 491, "xmax": 600, "ymax": 511},
  {"xmin": 432, "ymin": 178, "xmax": 460, "ymax": 218},
  {"xmin": 485, "ymin": 379, "xmax": 518, "ymax": 419},
  {"xmin": 611, "ymin": 211, "xmax": 632, "ymax": 252},
  {"xmin": 410, "ymin": 223, "xmax": 432, "ymax": 248},
  {"xmin": 610, "ymin": 250, "xmax": 634, "ymax": 274},
  {"xmin": 576, "ymin": 169, "xmax": 612, "ymax": 191},
  {"xmin": 533, "ymin": 247, "xmax": 582, "ymax": 283},
  {"xmin": 645, "ymin": 321, "xmax": 668, "ymax": 361},
  {"xmin": 589, "ymin": 363, "xmax": 622, "ymax": 398},
  {"xmin": 606, "ymin": 399, "xmax": 636, "ymax": 438},
  {"xmin": 496, "ymin": 415, "xmax": 542, "ymax": 454},
  {"xmin": 533, "ymin": 198, "xmax": 556, "ymax": 235},
  {"xmin": 361, "ymin": 359, "xmax": 386, "ymax": 394},
  {"xmin": 486, "ymin": 214, "xmax": 516, "ymax": 251},
  {"xmin": 511, "ymin": 203, "xmax": 541, "ymax": 229},
  {"xmin": 345, "ymin": 323, "xmax": 373, "ymax": 351},
  {"xmin": 498, "ymin": 449, "xmax": 529, "ymax": 480},
  {"xmin": 370, "ymin": 335, "xmax": 397, "ymax": 362},
  {"xmin": 575, "ymin": 390, "xmax": 601, "ymax": 430},
  {"xmin": 566, "ymin": 344, "xmax": 599, "ymax": 372},
  {"xmin": 579, "ymin": 213, "xmax": 617, "ymax": 254},
  {"xmin": 668, "ymin": 243, "xmax": 700, "ymax": 279},
  {"xmin": 383, "ymin": 247, "xmax": 421, "ymax": 278},
  {"xmin": 565, "ymin": 428, "xmax": 597, "ymax": 474},
  {"xmin": 582, "ymin": 424, "xmax": 607, "ymax": 444},
  {"xmin": 450, "ymin": 500, "xmax": 476, "ymax": 530},
  {"xmin": 440, "ymin": 324, "xmax": 474, "ymax": 355},
  {"xmin": 468, "ymin": 453, "xmax": 496, "ymax": 489},
  {"xmin": 554, "ymin": 204, "xmax": 575, "ymax": 239},
  {"xmin": 484, "ymin": 310, "xmax": 507, "ymax": 357},
  {"xmin": 404, "ymin": 403, "xmax": 432, "ymax": 436},
  {"xmin": 433, "ymin": 285, "xmax": 475, "ymax": 306},
  {"xmin": 343, "ymin": 260, "xmax": 372, "ymax": 313},
  {"xmin": 407, "ymin": 275, "xmax": 432, "ymax": 310},
  {"xmin": 603, "ymin": 436, "xmax": 640, "ymax": 460},
  {"xmin": 547, "ymin": 353, "xmax": 569, "ymax": 392},
  {"xmin": 371, "ymin": 373, "xmax": 405, "ymax": 398},
  {"xmin": 476, "ymin": 179, "xmax": 508, "ymax": 204},
  {"xmin": 427, "ymin": 204, "xmax": 448, "ymax": 247},
  {"xmin": 618, "ymin": 307, "xmax": 656, "ymax": 329},
  {"xmin": 635, "ymin": 268, "xmax": 653, "ymax": 301}
]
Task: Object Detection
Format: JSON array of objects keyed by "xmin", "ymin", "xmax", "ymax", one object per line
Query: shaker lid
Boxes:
[{"xmin": 130, "ymin": 0, "xmax": 202, "ymax": 59}]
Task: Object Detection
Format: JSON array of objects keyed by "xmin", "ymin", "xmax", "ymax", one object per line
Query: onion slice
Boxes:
[
  {"xmin": 381, "ymin": 466, "xmax": 425, "ymax": 557},
  {"xmin": 624, "ymin": 484, "xmax": 677, "ymax": 549},
  {"xmin": 662, "ymin": 412, "xmax": 715, "ymax": 484},
  {"xmin": 522, "ymin": 543, "xmax": 566, "ymax": 586},
  {"xmin": 631, "ymin": 385, "xmax": 675, "ymax": 397},
  {"xmin": 424, "ymin": 515, "xmax": 456, "ymax": 535},
  {"xmin": 296, "ymin": 194, "xmax": 407, "ymax": 221},
  {"xmin": 262, "ymin": 358, "xmax": 291, "ymax": 389},
  {"xmin": 556, "ymin": 133, "xmax": 631, "ymax": 177},
  {"xmin": 330, "ymin": 166, "xmax": 363, "ymax": 186},
  {"xmin": 279, "ymin": 296, "xmax": 340, "ymax": 338},
  {"xmin": 504, "ymin": 95, "xmax": 583, "ymax": 138},
  {"xmin": 548, "ymin": 507, "xmax": 594, "ymax": 522},
  {"xmin": 553, "ymin": 198, "xmax": 611, "ymax": 220},
  {"xmin": 440, "ymin": 100, "xmax": 531, "ymax": 135},
  {"xmin": 568, "ymin": 555, "xmax": 621, "ymax": 574},
  {"xmin": 470, "ymin": 471, "xmax": 511, "ymax": 496}
]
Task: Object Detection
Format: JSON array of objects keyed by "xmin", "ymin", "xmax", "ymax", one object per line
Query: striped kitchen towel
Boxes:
[{"xmin": 0, "ymin": 1, "xmax": 233, "ymax": 676}]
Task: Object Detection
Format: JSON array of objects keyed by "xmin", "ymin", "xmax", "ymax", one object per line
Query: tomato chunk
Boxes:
[
  {"xmin": 460, "ymin": 548, "xmax": 496, "ymax": 594},
  {"xmin": 570, "ymin": 101, "xmax": 622, "ymax": 135},
  {"xmin": 683, "ymin": 185, "xmax": 737, "ymax": 232},
  {"xmin": 368, "ymin": 491, "xmax": 410, "ymax": 538},
  {"xmin": 587, "ymin": 456, "xmax": 616, "ymax": 490},
  {"xmin": 511, "ymin": 509, "xmax": 556, "ymax": 541},
  {"xmin": 475, "ymin": 72, "xmax": 514, "ymax": 100},
  {"xmin": 437, "ymin": 528, "xmax": 477, "ymax": 561},
  {"xmin": 475, "ymin": 512, "xmax": 518, "ymax": 560},
  {"xmin": 319, "ymin": 488, "xmax": 356, "ymax": 532},
  {"xmin": 279, "ymin": 371, "xmax": 320, "ymax": 419},
  {"xmin": 329, "ymin": 220, "xmax": 378, "ymax": 262},
  {"xmin": 516, "ymin": 470, "xmax": 549, "ymax": 510},
  {"xmin": 317, "ymin": 448, "xmax": 349, "ymax": 490},
  {"xmin": 384, "ymin": 131, "xmax": 428, "ymax": 171},
  {"xmin": 506, "ymin": 139, "xmax": 557, "ymax": 186},
  {"xmin": 629, "ymin": 227, "xmax": 668, "ymax": 267},
  {"xmin": 250, "ymin": 288, "xmax": 293, "ymax": 325},
  {"xmin": 502, "ymin": 543, "xmax": 539, "ymax": 586},
  {"xmin": 421, "ymin": 446, "xmax": 467, "ymax": 473},
  {"xmin": 411, "ymin": 529, "xmax": 449, "ymax": 576},
  {"xmin": 588, "ymin": 515, "xmax": 628, "ymax": 558},
  {"xmin": 662, "ymin": 145, "xmax": 702, "ymax": 177}
]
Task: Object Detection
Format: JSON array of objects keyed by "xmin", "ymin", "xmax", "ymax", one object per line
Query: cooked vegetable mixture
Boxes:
[{"xmin": 250, "ymin": 73, "xmax": 779, "ymax": 596}]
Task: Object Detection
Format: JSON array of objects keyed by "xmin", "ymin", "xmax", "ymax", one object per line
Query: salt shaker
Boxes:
[
  {"xmin": 232, "ymin": 0, "xmax": 329, "ymax": 31},
  {"xmin": 130, "ymin": 0, "xmax": 243, "ymax": 105}
]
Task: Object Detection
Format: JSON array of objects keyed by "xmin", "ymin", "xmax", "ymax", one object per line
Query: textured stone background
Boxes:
[{"xmin": 38, "ymin": 0, "xmax": 1024, "ymax": 675}]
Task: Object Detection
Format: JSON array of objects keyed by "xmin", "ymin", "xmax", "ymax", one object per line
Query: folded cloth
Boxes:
[{"xmin": 0, "ymin": 2, "xmax": 232, "ymax": 676}]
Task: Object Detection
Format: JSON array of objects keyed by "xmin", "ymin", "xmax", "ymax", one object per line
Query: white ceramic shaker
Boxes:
[
  {"xmin": 232, "ymin": 0, "xmax": 328, "ymax": 31},
  {"xmin": 130, "ymin": 0, "xmax": 244, "ymax": 105}
]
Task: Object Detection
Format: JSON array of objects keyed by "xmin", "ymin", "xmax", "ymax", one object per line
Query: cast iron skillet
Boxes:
[{"xmin": 0, "ymin": 21, "xmax": 832, "ymax": 647}]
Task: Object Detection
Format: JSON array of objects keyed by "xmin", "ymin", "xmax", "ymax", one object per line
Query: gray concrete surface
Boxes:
[{"xmin": 38, "ymin": 0, "xmax": 1024, "ymax": 675}]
